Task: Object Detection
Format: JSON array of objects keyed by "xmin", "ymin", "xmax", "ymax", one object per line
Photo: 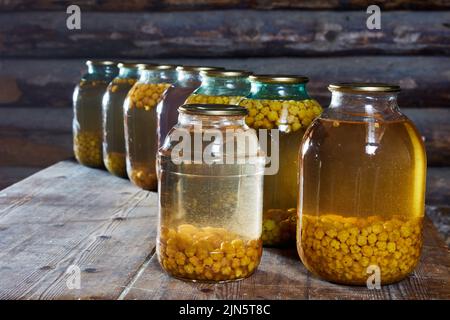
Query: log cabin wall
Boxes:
[{"xmin": 0, "ymin": 1, "xmax": 449, "ymax": 242}]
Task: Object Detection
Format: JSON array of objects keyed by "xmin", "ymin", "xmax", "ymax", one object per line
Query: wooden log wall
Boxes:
[{"xmin": 0, "ymin": 2, "xmax": 449, "ymax": 207}]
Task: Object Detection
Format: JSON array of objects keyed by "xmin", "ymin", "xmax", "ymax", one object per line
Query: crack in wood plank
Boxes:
[{"xmin": 117, "ymin": 246, "xmax": 157, "ymax": 300}]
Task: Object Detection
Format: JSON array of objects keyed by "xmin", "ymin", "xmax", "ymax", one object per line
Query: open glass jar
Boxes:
[
  {"xmin": 124, "ymin": 64, "xmax": 177, "ymax": 190},
  {"xmin": 102, "ymin": 62, "xmax": 143, "ymax": 177},
  {"xmin": 73, "ymin": 60, "xmax": 118, "ymax": 167},
  {"xmin": 157, "ymin": 104, "xmax": 265, "ymax": 282},
  {"xmin": 185, "ymin": 70, "xmax": 252, "ymax": 105},
  {"xmin": 298, "ymin": 83, "xmax": 426, "ymax": 285},
  {"xmin": 156, "ymin": 66, "xmax": 224, "ymax": 150},
  {"xmin": 239, "ymin": 75, "xmax": 322, "ymax": 247}
]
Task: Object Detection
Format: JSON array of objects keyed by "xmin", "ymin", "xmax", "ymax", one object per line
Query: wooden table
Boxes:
[{"xmin": 0, "ymin": 160, "xmax": 448, "ymax": 300}]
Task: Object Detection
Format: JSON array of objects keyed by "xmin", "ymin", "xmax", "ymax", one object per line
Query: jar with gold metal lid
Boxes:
[
  {"xmin": 124, "ymin": 64, "xmax": 177, "ymax": 190},
  {"xmin": 73, "ymin": 60, "xmax": 118, "ymax": 167},
  {"xmin": 184, "ymin": 70, "xmax": 252, "ymax": 106},
  {"xmin": 239, "ymin": 75, "xmax": 322, "ymax": 247},
  {"xmin": 102, "ymin": 62, "xmax": 144, "ymax": 177},
  {"xmin": 157, "ymin": 104, "xmax": 265, "ymax": 282},
  {"xmin": 298, "ymin": 83, "xmax": 426, "ymax": 285}
]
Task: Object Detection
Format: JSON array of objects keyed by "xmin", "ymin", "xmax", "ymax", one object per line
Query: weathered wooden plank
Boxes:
[
  {"xmin": 1, "ymin": 11, "xmax": 449, "ymax": 58},
  {"xmin": 2, "ymin": 0, "xmax": 450, "ymax": 11},
  {"xmin": 404, "ymin": 109, "xmax": 450, "ymax": 166},
  {"xmin": 123, "ymin": 216, "xmax": 450, "ymax": 300},
  {"xmin": 0, "ymin": 161, "xmax": 158, "ymax": 299},
  {"xmin": 426, "ymin": 167, "xmax": 450, "ymax": 206},
  {"xmin": 0, "ymin": 166, "xmax": 41, "ymax": 191},
  {"xmin": 2, "ymin": 57, "xmax": 450, "ymax": 109}
]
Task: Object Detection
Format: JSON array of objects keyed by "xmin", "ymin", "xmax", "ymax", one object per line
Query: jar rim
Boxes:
[
  {"xmin": 328, "ymin": 83, "xmax": 401, "ymax": 93},
  {"xmin": 179, "ymin": 104, "xmax": 248, "ymax": 116},
  {"xmin": 200, "ymin": 70, "xmax": 253, "ymax": 78},
  {"xmin": 176, "ymin": 66, "xmax": 225, "ymax": 72},
  {"xmin": 86, "ymin": 60, "xmax": 116, "ymax": 66},
  {"xmin": 139, "ymin": 64, "xmax": 178, "ymax": 71},
  {"xmin": 118, "ymin": 62, "xmax": 148, "ymax": 69},
  {"xmin": 249, "ymin": 75, "xmax": 309, "ymax": 84}
]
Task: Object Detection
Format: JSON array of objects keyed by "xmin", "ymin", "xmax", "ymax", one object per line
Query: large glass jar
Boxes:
[
  {"xmin": 156, "ymin": 66, "xmax": 224, "ymax": 150},
  {"xmin": 298, "ymin": 83, "xmax": 426, "ymax": 285},
  {"xmin": 124, "ymin": 64, "xmax": 177, "ymax": 190},
  {"xmin": 185, "ymin": 70, "xmax": 252, "ymax": 105},
  {"xmin": 157, "ymin": 104, "xmax": 265, "ymax": 282},
  {"xmin": 102, "ymin": 62, "xmax": 143, "ymax": 177},
  {"xmin": 73, "ymin": 60, "xmax": 118, "ymax": 167},
  {"xmin": 239, "ymin": 75, "xmax": 322, "ymax": 247}
]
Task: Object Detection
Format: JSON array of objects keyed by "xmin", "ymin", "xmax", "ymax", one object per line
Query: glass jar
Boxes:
[
  {"xmin": 73, "ymin": 60, "xmax": 118, "ymax": 167},
  {"xmin": 156, "ymin": 65, "xmax": 224, "ymax": 150},
  {"xmin": 124, "ymin": 64, "xmax": 178, "ymax": 190},
  {"xmin": 239, "ymin": 75, "xmax": 322, "ymax": 247},
  {"xmin": 298, "ymin": 83, "xmax": 426, "ymax": 285},
  {"xmin": 185, "ymin": 70, "xmax": 252, "ymax": 105},
  {"xmin": 157, "ymin": 104, "xmax": 265, "ymax": 282},
  {"xmin": 102, "ymin": 62, "xmax": 143, "ymax": 177}
]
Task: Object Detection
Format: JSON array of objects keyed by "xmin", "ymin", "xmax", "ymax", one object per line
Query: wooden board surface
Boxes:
[
  {"xmin": 123, "ymin": 218, "xmax": 450, "ymax": 300},
  {"xmin": 0, "ymin": 161, "xmax": 157, "ymax": 299},
  {"xmin": 2, "ymin": 57, "xmax": 450, "ymax": 109},
  {"xmin": 1, "ymin": 11, "xmax": 449, "ymax": 58},
  {"xmin": 2, "ymin": 0, "xmax": 450, "ymax": 11},
  {"xmin": 0, "ymin": 160, "xmax": 448, "ymax": 300}
]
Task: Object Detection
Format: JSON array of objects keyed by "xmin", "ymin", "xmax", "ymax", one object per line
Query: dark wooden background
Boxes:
[{"xmin": 0, "ymin": 0, "xmax": 449, "ymax": 242}]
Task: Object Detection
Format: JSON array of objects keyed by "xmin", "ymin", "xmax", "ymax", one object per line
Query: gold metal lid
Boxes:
[
  {"xmin": 178, "ymin": 104, "xmax": 248, "ymax": 116},
  {"xmin": 328, "ymin": 83, "xmax": 401, "ymax": 93},
  {"xmin": 117, "ymin": 62, "xmax": 149, "ymax": 69},
  {"xmin": 86, "ymin": 60, "xmax": 116, "ymax": 66},
  {"xmin": 200, "ymin": 70, "xmax": 253, "ymax": 78},
  {"xmin": 249, "ymin": 75, "xmax": 309, "ymax": 84},
  {"xmin": 176, "ymin": 66, "xmax": 225, "ymax": 72},
  {"xmin": 138, "ymin": 64, "xmax": 177, "ymax": 71}
]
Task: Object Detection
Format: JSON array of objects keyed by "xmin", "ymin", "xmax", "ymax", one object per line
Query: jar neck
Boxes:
[
  {"xmin": 248, "ymin": 81, "xmax": 310, "ymax": 100},
  {"xmin": 175, "ymin": 70, "xmax": 202, "ymax": 88},
  {"xmin": 139, "ymin": 69, "xmax": 178, "ymax": 83},
  {"xmin": 195, "ymin": 75, "xmax": 251, "ymax": 96},
  {"xmin": 86, "ymin": 64, "xmax": 118, "ymax": 81},
  {"xmin": 118, "ymin": 66, "xmax": 140, "ymax": 79},
  {"xmin": 328, "ymin": 91, "xmax": 401, "ymax": 120},
  {"xmin": 178, "ymin": 113, "xmax": 246, "ymax": 128}
]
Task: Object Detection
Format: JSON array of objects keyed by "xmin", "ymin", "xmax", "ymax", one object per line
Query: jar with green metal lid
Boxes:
[
  {"xmin": 238, "ymin": 75, "xmax": 322, "ymax": 247},
  {"xmin": 156, "ymin": 65, "xmax": 224, "ymax": 150},
  {"xmin": 102, "ymin": 62, "xmax": 146, "ymax": 178},
  {"xmin": 124, "ymin": 64, "xmax": 178, "ymax": 190},
  {"xmin": 73, "ymin": 60, "xmax": 119, "ymax": 168},
  {"xmin": 185, "ymin": 70, "xmax": 252, "ymax": 106},
  {"xmin": 157, "ymin": 104, "xmax": 265, "ymax": 282}
]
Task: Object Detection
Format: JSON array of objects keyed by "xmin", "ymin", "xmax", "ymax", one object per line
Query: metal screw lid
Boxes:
[
  {"xmin": 249, "ymin": 75, "xmax": 309, "ymax": 84},
  {"xmin": 200, "ymin": 70, "xmax": 253, "ymax": 78},
  {"xmin": 328, "ymin": 82, "xmax": 401, "ymax": 93},
  {"xmin": 178, "ymin": 104, "xmax": 248, "ymax": 116}
]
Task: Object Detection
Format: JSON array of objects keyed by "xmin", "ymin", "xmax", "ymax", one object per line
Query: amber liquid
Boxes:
[
  {"xmin": 157, "ymin": 86, "xmax": 197, "ymax": 149},
  {"xmin": 300, "ymin": 118, "xmax": 426, "ymax": 219},
  {"xmin": 298, "ymin": 117, "xmax": 426, "ymax": 284}
]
